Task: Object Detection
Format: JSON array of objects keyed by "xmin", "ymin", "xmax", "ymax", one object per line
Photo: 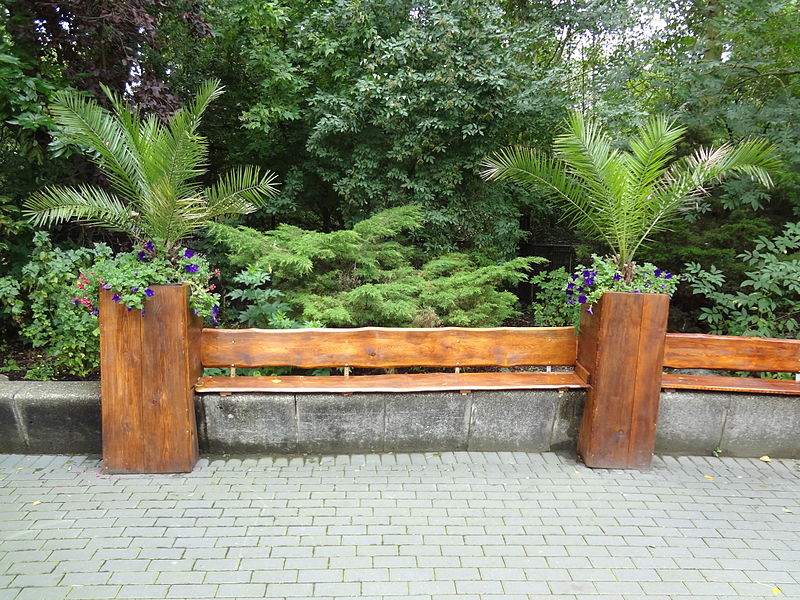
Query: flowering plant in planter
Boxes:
[
  {"xmin": 73, "ymin": 242, "xmax": 221, "ymax": 323},
  {"xmin": 566, "ymin": 255, "xmax": 681, "ymax": 312}
]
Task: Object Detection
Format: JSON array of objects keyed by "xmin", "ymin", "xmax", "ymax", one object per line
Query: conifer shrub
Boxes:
[{"xmin": 210, "ymin": 206, "xmax": 542, "ymax": 327}]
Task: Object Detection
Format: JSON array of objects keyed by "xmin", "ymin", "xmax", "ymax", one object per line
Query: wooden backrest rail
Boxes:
[
  {"xmin": 201, "ymin": 326, "xmax": 578, "ymax": 369},
  {"xmin": 663, "ymin": 333, "xmax": 800, "ymax": 373}
]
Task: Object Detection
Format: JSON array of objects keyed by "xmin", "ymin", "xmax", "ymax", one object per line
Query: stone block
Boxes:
[
  {"xmin": 721, "ymin": 393, "xmax": 800, "ymax": 458},
  {"xmin": 550, "ymin": 390, "xmax": 585, "ymax": 451},
  {"xmin": 14, "ymin": 381, "xmax": 101, "ymax": 454},
  {"xmin": 297, "ymin": 394, "xmax": 384, "ymax": 453},
  {"xmin": 655, "ymin": 391, "xmax": 729, "ymax": 455},
  {"xmin": 468, "ymin": 390, "xmax": 559, "ymax": 452},
  {"xmin": 200, "ymin": 394, "xmax": 297, "ymax": 454},
  {"xmin": 0, "ymin": 382, "xmax": 26, "ymax": 452},
  {"xmin": 385, "ymin": 392, "xmax": 469, "ymax": 451}
]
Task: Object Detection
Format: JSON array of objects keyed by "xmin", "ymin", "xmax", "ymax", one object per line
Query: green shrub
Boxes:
[
  {"xmin": 226, "ymin": 266, "xmax": 323, "ymax": 329},
  {"xmin": 0, "ymin": 232, "xmax": 112, "ymax": 378},
  {"xmin": 529, "ymin": 267, "xmax": 581, "ymax": 327},
  {"xmin": 685, "ymin": 222, "xmax": 800, "ymax": 338},
  {"xmin": 210, "ymin": 206, "xmax": 542, "ymax": 327}
]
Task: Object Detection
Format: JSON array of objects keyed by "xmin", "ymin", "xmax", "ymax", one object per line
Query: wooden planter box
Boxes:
[
  {"xmin": 576, "ymin": 292, "xmax": 669, "ymax": 469},
  {"xmin": 99, "ymin": 285, "xmax": 202, "ymax": 473}
]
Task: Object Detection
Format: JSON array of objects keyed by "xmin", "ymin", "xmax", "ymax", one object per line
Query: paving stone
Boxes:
[{"xmin": 1, "ymin": 451, "xmax": 799, "ymax": 600}]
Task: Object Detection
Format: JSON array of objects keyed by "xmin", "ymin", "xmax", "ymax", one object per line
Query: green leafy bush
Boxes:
[
  {"xmin": 529, "ymin": 267, "xmax": 581, "ymax": 327},
  {"xmin": 685, "ymin": 222, "xmax": 800, "ymax": 338},
  {"xmin": 210, "ymin": 206, "xmax": 541, "ymax": 327},
  {"xmin": 225, "ymin": 267, "xmax": 323, "ymax": 329},
  {"xmin": 0, "ymin": 233, "xmax": 112, "ymax": 378}
]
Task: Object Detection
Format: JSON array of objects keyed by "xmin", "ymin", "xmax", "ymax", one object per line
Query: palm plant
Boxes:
[
  {"xmin": 24, "ymin": 79, "xmax": 278, "ymax": 257},
  {"xmin": 481, "ymin": 112, "xmax": 779, "ymax": 282}
]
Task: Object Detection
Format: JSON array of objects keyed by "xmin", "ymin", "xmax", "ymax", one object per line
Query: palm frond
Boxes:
[
  {"xmin": 24, "ymin": 185, "xmax": 140, "ymax": 238},
  {"xmin": 480, "ymin": 146, "xmax": 614, "ymax": 250},
  {"xmin": 204, "ymin": 166, "xmax": 280, "ymax": 219},
  {"xmin": 50, "ymin": 90, "xmax": 144, "ymax": 201}
]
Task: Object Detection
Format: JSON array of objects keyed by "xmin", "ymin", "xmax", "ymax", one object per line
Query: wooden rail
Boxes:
[
  {"xmin": 201, "ymin": 326, "xmax": 578, "ymax": 368},
  {"xmin": 664, "ymin": 333, "xmax": 800, "ymax": 372}
]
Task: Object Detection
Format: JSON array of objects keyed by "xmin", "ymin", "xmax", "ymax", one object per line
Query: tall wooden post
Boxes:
[
  {"xmin": 100, "ymin": 285, "xmax": 202, "ymax": 473},
  {"xmin": 576, "ymin": 292, "xmax": 669, "ymax": 469}
]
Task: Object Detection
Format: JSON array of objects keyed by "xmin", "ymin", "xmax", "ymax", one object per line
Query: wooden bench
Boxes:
[
  {"xmin": 194, "ymin": 326, "xmax": 590, "ymax": 395},
  {"xmin": 662, "ymin": 333, "xmax": 800, "ymax": 395}
]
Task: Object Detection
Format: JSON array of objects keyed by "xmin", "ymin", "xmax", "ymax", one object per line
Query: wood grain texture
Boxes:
[
  {"xmin": 195, "ymin": 371, "xmax": 589, "ymax": 394},
  {"xmin": 664, "ymin": 333, "xmax": 800, "ymax": 372},
  {"xmin": 201, "ymin": 327, "xmax": 577, "ymax": 369},
  {"xmin": 100, "ymin": 289, "xmax": 144, "ymax": 472},
  {"xmin": 577, "ymin": 292, "xmax": 669, "ymax": 470},
  {"xmin": 662, "ymin": 373, "xmax": 800, "ymax": 395},
  {"xmin": 100, "ymin": 285, "xmax": 199, "ymax": 473},
  {"xmin": 140, "ymin": 286, "xmax": 199, "ymax": 473}
]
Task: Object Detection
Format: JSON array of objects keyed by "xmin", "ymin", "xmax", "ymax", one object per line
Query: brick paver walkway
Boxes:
[{"xmin": 1, "ymin": 452, "xmax": 799, "ymax": 599}]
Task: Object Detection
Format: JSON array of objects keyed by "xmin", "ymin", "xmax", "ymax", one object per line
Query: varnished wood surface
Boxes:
[
  {"xmin": 195, "ymin": 371, "xmax": 589, "ymax": 394},
  {"xmin": 664, "ymin": 333, "xmax": 800, "ymax": 373},
  {"xmin": 100, "ymin": 286, "xmax": 199, "ymax": 474},
  {"xmin": 100, "ymin": 289, "xmax": 145, "ymax": 473},
  {"xmin": 201, "ymin": 327, "xmax": 578, "ymax": 369},
  {"xmin": 577, "ymin": 293, "xmax": 669, "ymax": 470},
  {"xmin": 662, "ymin": 373, "xmax": 800, "ymax": 395}
]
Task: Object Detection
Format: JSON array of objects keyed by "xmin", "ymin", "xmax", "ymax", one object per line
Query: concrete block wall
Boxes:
[
  {"xmin": 197, "ymin": 390, "xmax": 583, "ymax": 455},
  {"xmin": 1, "ymin": 381, "xmax": 799, "ymax": 458}
]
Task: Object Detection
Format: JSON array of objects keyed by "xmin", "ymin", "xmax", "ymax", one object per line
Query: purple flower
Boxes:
[
  {"xmin": 112, "ymin": 293, "xmax": 121, "ymax": 303},
  {"xmin": 612, "ymin": 273, "xmax": 622, "ymax": 281},
  {"xmin": 654, "ymin": 269, "xmax": 662, "ymax": 277},
  {"xmin": 645, "ymin": 281, "xmax": 652, "ymax": 287},
  {"xmin": 90, "ymin": 309, "xmax": 99, "ymax": 316},
  {"xmin": 584, "ymin": 278, "xmax": 595, "ymax": 286},
  {"xmin": 566, "ymin": 282, "xmax": 575, "ymax": 290},
  {"xmin": 137, "ymin": 251, "xmax": 147, "ymax": 262},
  {"xmin": 131, "ymin": 286, "xmax": 139, "ymax": 292},
  {"xmin": 102, "ymin": 283, "xmax": 112, "ymax": 290},
  {"xmin": 568, "ymin": 298, "xmax": 576, "ymax": 305},
  {"xmin": 143, "ymin": 241, "xmax": 154, "ymax": 252},
  {"xmin": 184, "ymin": 249, "xmax": 195, "ymax": 259},
  {"xmin": 566, "ymin": 289, "xmax": 573, "ymax": 297},
  {"xmin": 211, "ymin": 316, "xmax": 219, "ymax": 325},
  {"xmin": 571, "ymin": 273, "xmax": 579, "ymax": 281},
  {"xmin": 578, "ymin": 294, "xmax": 588, "ymax": 304},
  {"xmin": 185, "ymin": 264, "xmax": 199, "ymax": 273},
  {"xmin": 144, "ymin": 288, "xmax": 154, "ymax": 297},
  {"xmin": 665, "ymin": 273, "xmax": 674, "ymax": 280},
  {"xmin": 582, "ymin": 269, "xmax": 591, "ymax": 277},
  {"xmin": 587, "ymin": 306, "xmax": 593, "ymax": 315},
  {"xmin": 141, "ymin": 310, "xmax": 146, "ymax": 316},
  {"xmin": 72, "ymin": 298, "xmax": 80, "ymax": 306},
  {"xmin": 126, "ymin": 306, "xmax": 132, "ymax": 311},
  {"xmin": 212, "ymin": 305, "xmax": 219, "ymax": 317}
]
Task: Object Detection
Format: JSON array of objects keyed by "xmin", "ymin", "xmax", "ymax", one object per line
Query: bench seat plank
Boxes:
[
  {"xmin": 662, "ymin": 373, "xmax": 800, "ymax": 395},
  {"xmin": 195, "ymin": 371, "xmax": 589, "ymax": 394}
]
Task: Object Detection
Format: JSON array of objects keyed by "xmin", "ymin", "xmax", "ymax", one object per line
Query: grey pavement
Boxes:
[{"xmin": 1, "ymin": 451, "xmax": 799, "ymax": 599}]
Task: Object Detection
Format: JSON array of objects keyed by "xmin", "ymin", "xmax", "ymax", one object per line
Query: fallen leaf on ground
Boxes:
[
  {"xmin": 760, "ymin": 455, "xmax": 772, "ymax": 462},
  {"xmin": 703, "ymin": 475, "xmax": 714, "ymax": 480},
  {"xmin": 31, "ymin": 501, "xmax": 41, "ymax": 505}
]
